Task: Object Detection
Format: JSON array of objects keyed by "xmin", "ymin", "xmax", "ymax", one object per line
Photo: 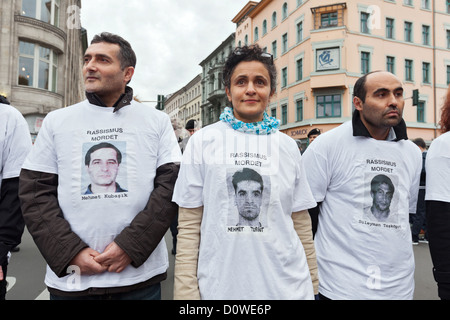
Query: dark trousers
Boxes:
[
  {"xmin": 412, "ymin": 189, "xmax": 427, "ymax": 241},
  {"xmin": 0, "ymin": 263, "xmax": 7, "ymax": 300}
]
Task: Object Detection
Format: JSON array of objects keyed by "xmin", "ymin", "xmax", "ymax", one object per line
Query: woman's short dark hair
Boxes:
[
  {"xmin": 91, "ymin": 32, "xmax": 137, "ymax": 70},
  {"xmin": 223, "ymin": 45, "xmax": 277, "ymax": 94}
]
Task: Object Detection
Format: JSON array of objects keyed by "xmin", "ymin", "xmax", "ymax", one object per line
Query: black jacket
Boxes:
[{"xmin": 0, "ymin": 177, "xmax": 25, "ymax": 266}]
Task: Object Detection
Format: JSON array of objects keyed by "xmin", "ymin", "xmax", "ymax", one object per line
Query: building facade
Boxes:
[
  {"xmin": 164, "ymin": 74, "xmax": 202, "ymax": 128},
  {"xmin": 233, "ymin": 0, "xmax": 450, "ymax": 147},
  {"xmin": 200, "ymin": 33, "xmax": 235, "ymax": 126},
  {"xmin": 0, "ymin": 0, "xmax": 87, "ymax": 140}
]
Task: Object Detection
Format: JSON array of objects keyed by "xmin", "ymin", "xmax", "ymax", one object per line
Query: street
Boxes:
[{"xmin": 5, "ymin": 228, "xmax": 439, "ymax": 300}]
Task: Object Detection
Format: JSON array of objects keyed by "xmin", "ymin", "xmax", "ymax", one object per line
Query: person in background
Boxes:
[
  {"xmin": 307, "ymin": 128, "xmax": 321, "ymax": 144},
  {"xmin": 426, "ymin": 86, "xmax": 450, "ymax": 300},
  {"xmin": 411, "ymin": 137, "xmax": 427, "ymax": 245},
  {"xmin": 0, "ymin": 95, "xmax": 32, "ymax": 300}
]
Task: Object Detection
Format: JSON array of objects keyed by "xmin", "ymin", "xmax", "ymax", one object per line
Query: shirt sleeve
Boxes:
[
  {"xmin": 292, "ymin": 151, "xmax": 317, "ymax": 212},
  {"xmin": 22, "ymin": 114, "xmax": 58, "ymax": 175},
  {"xmin": 302, "ymin": 142, "xmax": 330, "ymax": 203},
  {"xmin": 156, "ymin": 114, "xmax": 182, "ymax": 168},
  {"xmin": 2, "ymin": 109, "xmax": 32, "ymax": 179},
  {"xmin": 172, "ymin": 132, "xmax": 204, "ymax": 208}
]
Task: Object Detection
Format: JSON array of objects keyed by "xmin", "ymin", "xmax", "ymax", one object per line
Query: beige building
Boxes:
[
  {"xmin": 0, "ymin": 0, "xmax": 87, "ymax": 140},
  {"xmin": 233, "ymin": 0, "xmax": 450, "ymax": 147},
  {"xmin": 165, "ymin": 74, "xmax": 202, "ymax": 128}
]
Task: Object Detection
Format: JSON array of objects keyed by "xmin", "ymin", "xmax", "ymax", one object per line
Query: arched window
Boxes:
[
  {"xmin": 272, "ymin": 11, "xmax": 277, "ymax": 28},
  {"xmin": 282, "ymin": 3, "xmax": 288, "ymax": 20}
]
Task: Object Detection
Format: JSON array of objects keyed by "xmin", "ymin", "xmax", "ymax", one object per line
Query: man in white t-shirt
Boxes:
[
  {"xmin": 0, "ymin": 96, "xmax": 32, "ymax": 300},
  {"xmin": 303, "ymin": 71, "xmax": 421, "ymax": 300},
  {"xmin": 19, "ymin": 33, "xmax": 181, "ymax": 300}
]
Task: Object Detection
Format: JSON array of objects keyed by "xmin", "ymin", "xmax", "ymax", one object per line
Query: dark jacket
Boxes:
[
  {"xmin": 427, "ymin": 200, "xmax": 450, "ymax": 299},
  {"xmin": 0, "ymin": 177, "xmax": 25, "ymax": 266}
]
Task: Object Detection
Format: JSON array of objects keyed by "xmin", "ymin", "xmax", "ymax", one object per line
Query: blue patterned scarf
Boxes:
[{"xmin": 219, "ymin": 107, "xmax": 280, "ymax": 135}]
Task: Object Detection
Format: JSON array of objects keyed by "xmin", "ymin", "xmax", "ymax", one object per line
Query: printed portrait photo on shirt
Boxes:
[
  {"xmin": 226, "ymin": 167, "xmax": 270, "ymax": 231},
  {"xmin": 81, "ymin": 141, "xmax": 128, "ymax": 195},
  {"xmin": 362, "ymin": 173, "xmax": 399, "ymax": 224}
]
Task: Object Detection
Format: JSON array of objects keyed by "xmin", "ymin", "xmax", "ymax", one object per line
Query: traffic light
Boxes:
[
  {"xmin": 157, "ymin": 95, "xmax": 165, "ymax": 110},
  {"xmin": 412, "ymin": 89, "xmax": 419, "ymax": 106}
]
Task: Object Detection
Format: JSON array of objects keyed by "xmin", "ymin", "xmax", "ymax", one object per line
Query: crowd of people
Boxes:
[{"xmin": 1, "ymin": 31, "xmax": 450, "ymax": 300}]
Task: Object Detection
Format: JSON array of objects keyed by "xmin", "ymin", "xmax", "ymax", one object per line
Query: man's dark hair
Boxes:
[
  {"xmin": 412, "ymin": 137, "xmax": 426, "ymax": 149},
  {"xmin": 232, "ymin": 168, "xmax": 264, "ymax": 192},
  {"xmin": 353, "ymin": 70, "xmax": 383, "ymax": 103},
  {"xmin": 91, "ymin": 32, "xmax": 137, "ymax": 70},
  {"xmin": 223, "ymin": 45, "xmax": 277, "ymax": 93},
  {"xmin": 307, "ymin": 128, "xmax": 321, "ymax": 138},
  {"xmin": 0, "ymin": 95, "xmax": 10, "ymax": 105},
  {"xmin": 370, "ymin": 174, "xmax": 394, "ymax": 194},
  {"xmin": 85, "ymin": 142, "xmax": 122, "ymax": 166}
]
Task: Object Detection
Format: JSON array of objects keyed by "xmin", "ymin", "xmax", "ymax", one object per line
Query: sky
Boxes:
[{"xmin": 80, "ymin": 0, "xmax": 250, "ymax": 104}]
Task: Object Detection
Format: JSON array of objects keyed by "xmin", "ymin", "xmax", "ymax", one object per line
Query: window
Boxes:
[
  {"xmin": 386, "ymin": 56, "xmax": 395, "ymax": 74},
  {"xmin": 21, "ymin": 0, "xmax": 61, "ymax": 27},
  {"xmin": 386, "ymin": 18, "xmax": 395, "ymax": 39},
  {"xmin": 271, "ymin": 108, "xmax": 277, "ymax": 118},
  {"xmin": 296, "ymin": 99, "xmax": 303, "ymax": 122},
  {"xmin": 417, "ymin": 101, "xmax": 425, "ymax": 123},
  {"xmin": 321, "ymin": 12, "xmax": 338, "ymax": 28},
  {"xmin": 317, "ymin": 94, "xmax": 341, "ymax": 118},
  {"xmin": 404, "ymin": 22, "xmax": 413, "ymax": 42},
  {"xmin": 282, "ymin": 33, "xmax": 288, "ymax": 53},
  {"xmin": 361, "ymin": 12, "xmax": 370, "ymax": 34},
  {"xmin": 254, "ymin": 27, "xmax": 259, "ymax": 41},
  {"xmin": 296, "ymin": 58, "xmax": 303, "ymax": 81},
  {"xmin": 282, "ymin": 3, "xmax": 288, "ymax": 20},
  {"xmin": 296, "ymin": 21, "xmax": 303, "ymax": 43},
  {"xmin": 404, "ymin": 0, "xmax": 413, "ymax": 5},
  {"xmin": 422, "ymin": 25, "xmax": 430, "ymax": 45},
  {"xmin": 422, "ymin": 0, "xmax": 430, "ymax": 9},
  {"xmin": 447, "ymin": 30, "xmax": 450, "ymax": 49},
  {"xmin": 447, "ymin": 65, "xmax": 450, "ymax": 85},
  {"xmin": 422, "ymin": 62, "xmax": 430, "ymax": 84},
  {"xmin": 18, "ymin": 40, "xmax": 58, "ymax": 92},
  {"xmin": 405, "ymin": 59, "xmax": 413, "ymax": 81},
  {"xmin": 262, "ymin": 20, "xmax": 267, "ymax": 35},
  {"xmin": 361, "ymin": 52, "xmax": 370, "ymax": 74},
  {"xmin": 272, "ymin": 41, "xmax": 277, "ymax": 59},
  {"xmin": 282, "ymin": 67, "xmax": 288, "ymax": 88},
  {"xmin": 272, "ymin": 12, "xmax": 277, "ymax": 28},
  {"xmin": 281, "ymin": 104, "xmax": 288, "ymax": 125}
]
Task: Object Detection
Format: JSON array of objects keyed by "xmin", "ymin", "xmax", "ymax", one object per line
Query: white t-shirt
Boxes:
[
  {"xmin": 172, "ymin": 121, "xmax": 317, "ymax": 300},
  {"xmin": 302, "ymin": 121, "xmax": 421, "ymax": 300},
  {"xmin": 425, "ymin": 131, "xmax": 450, "ymax": 202},
  {"xmin": 22, "ymin": 100, "xmax": 181, "ymax": 291},
  {"xmin": 0, "ymin": 103, "xmax": 32, "ymax": 187}
]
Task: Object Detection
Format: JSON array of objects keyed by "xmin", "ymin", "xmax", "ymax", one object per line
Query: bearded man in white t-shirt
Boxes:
[
  {"xmin": 19, "ymin": 32, "xmax": 181, "ymax": 300},
  {"xmin": 303, "ymin": 71, "xmax": 421, "ymax": 300}
]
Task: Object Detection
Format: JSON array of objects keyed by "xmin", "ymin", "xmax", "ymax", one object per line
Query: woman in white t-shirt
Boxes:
[
  {"xmin": 172, "ymin": 45, "xmax": 318, "ymax": 300},
  {"xmin": 426, "ymin": 87, "xmax": 450, "ymax": 300}
]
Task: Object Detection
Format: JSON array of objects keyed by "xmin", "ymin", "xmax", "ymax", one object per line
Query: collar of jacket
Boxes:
[
  {"xmin": 85, "ymin": 86, "xmax": 134, "ymax": 113},
  {"xmin": 352, "ymin": 110, "xmax": 408, "ymax": 141}
]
